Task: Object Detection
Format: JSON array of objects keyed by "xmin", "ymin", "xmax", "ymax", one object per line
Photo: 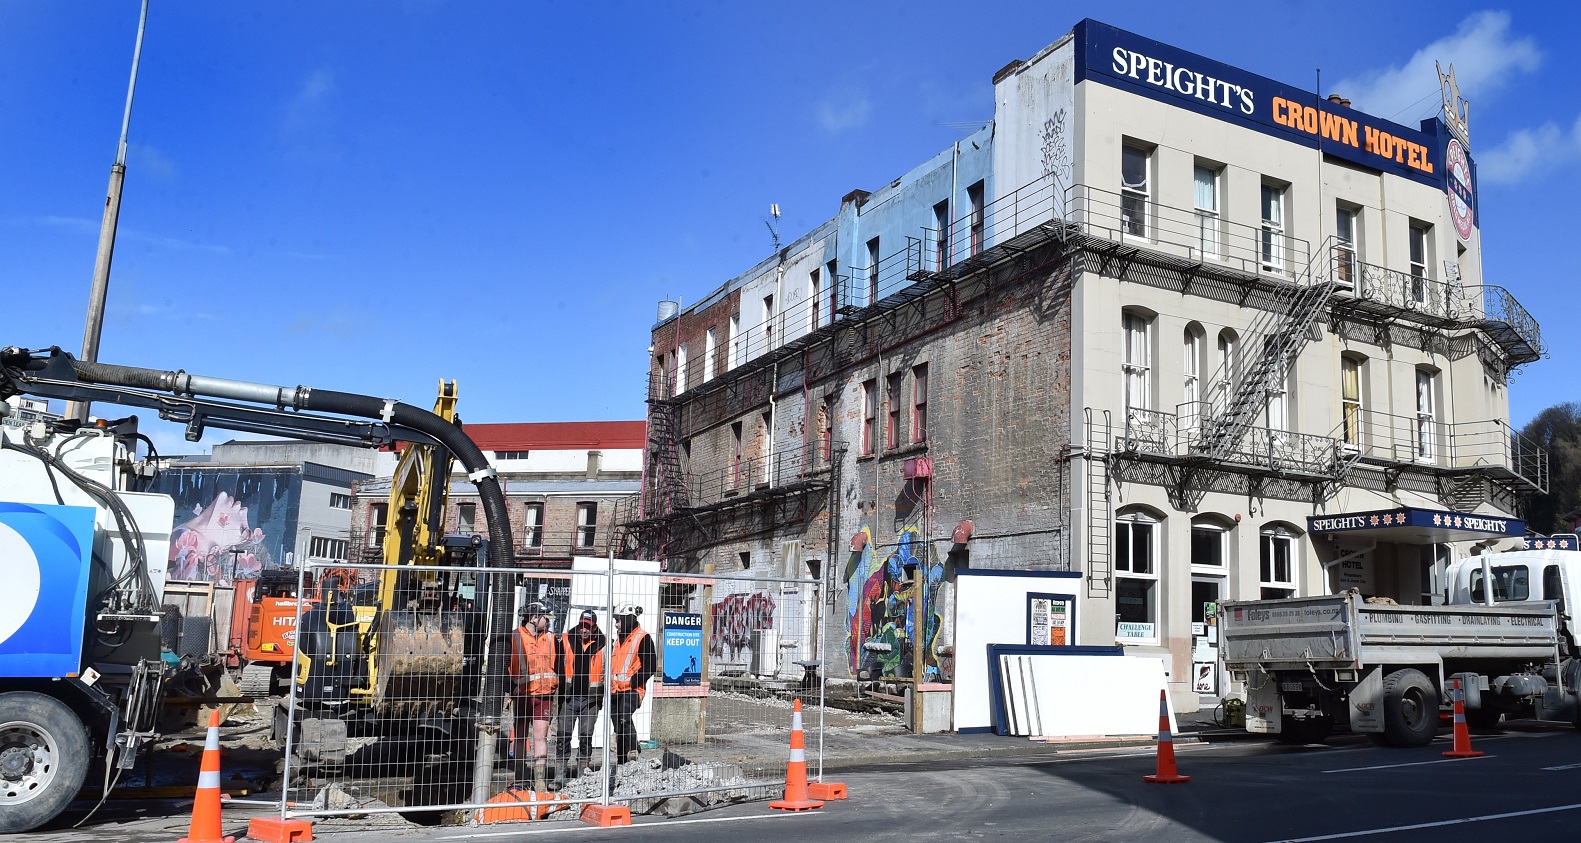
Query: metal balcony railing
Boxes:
[
  {"xmin": 1332, "ymin": 251, "xmax": 1460, "ymax": 321},
  {"xmin": 682, "ymin": 441, "xmax": 833, "ymax": 509},
  {"xmin": 1335, "ymin": 409, "xmax": 1548, "ymax": 492},
  {"xmin": 1122, "ymin": 404, "xmax": 1342, "ymax": 476}
]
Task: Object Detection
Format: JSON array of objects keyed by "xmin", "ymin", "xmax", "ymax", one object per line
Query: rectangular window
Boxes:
[
  {"xmin": 1121, "ymin": 145, "xmax": 1150, "ymax": 238},
  {"xmin": 1470, "ymin": 565, "xmax": 1531, "ymax": 603},
  {"xmin": 1409, "ymin": 223, "xmax": 1430, "ymax": 305},
  {"xmin": 329, "ymin": 492, "xmax": 352, "ymax": 510},
  {"xmin": 495, "ymin": 450, "xmax": 531, "ymax": 460},
  {"xmin": 457, "ymin": 502, "xmax": 476, "ymax": 534},
  {"xmin": 1122, "ymin": 313, "xmax": 1150, "ymax": 411},
  {"xmin": 933, "ymin": 199, "xmax": 950, "ymax": 269},
  {"xmin": 369, "ymin": 503, "xmax": 388, "ymax": 547},
  {"xmin": 762, "ymin": 294, "xmax": 775, "ymax": 348},
  {"xmin": 1260, "ymin": 532, "xmax": 1295, "ymax": 599},
  {"xmin": 1416, "ymin": 368, "xmax": 1437, "ymax": 460},
  {"xmin": 1341, "ymin": 357, "xmax": 1362, "ymax": 446},
  {"xmin": 827, "ymin": 260, "xmax": 839, "ymax": 321},
  {"xmin": 867, "ymin": 237, "xmax": 881, "ymax": 304},
  {"xmin": 675, "ymin": 343, "xmax": 688, "ymax": 394},
  {"xmin": 575, "ymin": 502, "xmax": 598, "ymax": 548},
  {"xmin": 703, "ymin": 328, "xmax": 717, "ymax": 383},
  {"xmin": 968, "ymin": 181, "xmax": 985, "ymax": 255},
  {"xmin": 809, "ymin": 268, "xmax": 823, "ymax": 331},
  {"xmin": 911, "ymin": 364, "xmax": 928, "ymax": 444},
  {"xmin": 1260, "ymin": 183, "xmax": 1285, "ymax": 271},
  {"xmin": 1193, "ymin": 165, "xmax": 1219, "ymax": 258},
  {"xmin": 731, "ymin": 421, "xmax": 745, "ymax": 488},
  {"xmin": 821, "ymin": 394, "xmax": 835, "ymax": 461},
  {"xmin": 886, "ymin": 372, "xmax": 903, "ymax": 449},
  {"xmin": 1191, "ymin": 577, "xmax": 1223, "ymax": 626},
  {"xmin": 728, "ymin": 313, "xmax": 741, "ymax": 369},
  {"xmin": 523, "ymin": 502, "xmax": 543, "ymax": 548},
  {"xmin": 1115, "ymin": 517, "xmax": 1157, "ymax": 640},
  {"xmin": 308, "ymin": 536, "xmax": 349, "ymax": 561},
  {"xmin": 1190, "ymin": 525, "xmax": 1224, "ymax": 567},
  {"xmin": 862, "ymin": 379, "xmax": 877, "ymax": 456},
  {"xmin": 760, "ymin": 411, "xmax": 773, "ymax": 486},
  {"xmin": 1335, "ymin": 205, "xmax": 1358, "ymax": 288}
]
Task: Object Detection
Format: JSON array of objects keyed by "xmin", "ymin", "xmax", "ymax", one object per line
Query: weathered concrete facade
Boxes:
[{"xmin": 633, "ymin": 19, "xmax": 1545, "ymax": 720}]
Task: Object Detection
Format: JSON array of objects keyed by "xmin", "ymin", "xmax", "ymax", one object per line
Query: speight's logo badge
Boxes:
[{"xmin": 1446, "ymin": 138, "xmax": 1475, "ymax": 241}]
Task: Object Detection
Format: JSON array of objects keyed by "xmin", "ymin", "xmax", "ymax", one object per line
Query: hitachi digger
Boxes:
[{"xmin": 0, "ymin": 346, "xmax": 516, "ymax": 831}]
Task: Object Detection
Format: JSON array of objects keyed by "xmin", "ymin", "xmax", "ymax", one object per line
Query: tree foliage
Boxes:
[{"xmin": 1521, "ymin": 402, "xmax": 1581, "ymax": 534}]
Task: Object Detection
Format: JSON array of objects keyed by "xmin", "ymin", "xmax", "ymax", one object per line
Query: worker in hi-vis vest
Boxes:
[
  {"xmin": 555, "ymin": 608, "xmax": 607, "ymax": 783},
  {"xmin": 509, "ymin": 601, "xmax": 563, "ymax": 791},
  {"xmin": 609, "ymin": 602, "xmax": 657, "ymax": 767}
]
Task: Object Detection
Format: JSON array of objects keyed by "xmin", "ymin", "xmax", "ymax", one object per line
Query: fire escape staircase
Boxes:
[
  {"xmin": 647, "ymin": 398, "xmax": 690, "ymax": 515},
  {"xmin": 1190, "ymin": 242, "xmax": 1341, "ymax": 467}
]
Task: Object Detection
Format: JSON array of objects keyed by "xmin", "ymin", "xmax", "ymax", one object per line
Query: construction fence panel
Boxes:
[{"xmin": 278, "ymin": 557, "xmax": 828, "ymax": 827}]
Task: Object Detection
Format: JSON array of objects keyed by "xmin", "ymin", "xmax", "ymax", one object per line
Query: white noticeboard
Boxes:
[
  {"xmin": 999, "ymin": 653, "xmax": 1174, "ymax": 739},
  {"xmin": 567, "ymin": 557, "xmax": 661, "ymax": 749}
]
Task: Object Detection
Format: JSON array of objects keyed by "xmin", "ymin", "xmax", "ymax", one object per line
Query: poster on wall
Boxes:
[
  {"xmin": 152, "ymin": 467, "xmax": 301, "ymax": 586},
  {"xmin": 1027, "ymin": 594, "xmax": 1072, "ymax": 646},
  {"xmin": 1193, "ymin": 661, "xmax": 1217, "ymax": 694},
  {"xmin": 662, "ymin": 611, "xmax": 703, "ymax": 688}
]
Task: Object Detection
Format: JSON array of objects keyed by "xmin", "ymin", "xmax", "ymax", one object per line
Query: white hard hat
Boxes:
[{"xmin": 613, "ymin": 602, "xmax": 641, "ymax": 617}]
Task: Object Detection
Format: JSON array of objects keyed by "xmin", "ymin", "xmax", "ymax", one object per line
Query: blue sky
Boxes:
[{"xmin": 3, "ymin": 2, "xmax": 1578, "ymax": 455}]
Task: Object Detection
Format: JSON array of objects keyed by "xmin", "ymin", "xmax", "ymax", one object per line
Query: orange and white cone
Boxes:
[
  {"xmin": 1143, "ymin": 689, "xmax": 1190, "ymax": 784},
  {"xmin": 770, "ymin": 699, "xmax": 824, "ymax": 811},
  {"xmin": 178, "ymin": 710, "xmax": 235, "ymax": 843},
  {"xmin": 1443, "ymin": 678, "xmax": 1484, "ymax": 759}
]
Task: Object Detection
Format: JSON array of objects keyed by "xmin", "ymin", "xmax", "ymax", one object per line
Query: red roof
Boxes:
[{"xmin": 461, "ymin": 421, "xmax": 646, "ymax": 451}]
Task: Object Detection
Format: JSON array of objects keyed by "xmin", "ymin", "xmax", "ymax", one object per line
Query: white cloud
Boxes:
[
  {"xmin": 1477, "ymin": 113, "xmax": 1581, "ymax": 184},
  {"xmin": 1332, "ymin": 10, "xmax": 1541, "ymax": 121},
  {"xmin": 816, "ymin": 90, "xmax": 872, "ymax": 134}
]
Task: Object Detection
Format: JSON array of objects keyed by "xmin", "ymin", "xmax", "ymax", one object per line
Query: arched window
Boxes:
[
  {"xmin": 1259, "ymin": 523, "xmax": 1301, "ymax": 599},
  {"xmin": 1116, "ymin": 508, "xmax": 1163, "ymax": 642},
  {"xmin": 1123, "ymin": 310, "xmax": 1153, "ymax": 412}
]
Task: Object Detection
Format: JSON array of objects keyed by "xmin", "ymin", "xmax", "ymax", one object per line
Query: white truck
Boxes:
[{"xmin": 1220, "ymin": 549, "xmax": 1581, "ymax": 746}]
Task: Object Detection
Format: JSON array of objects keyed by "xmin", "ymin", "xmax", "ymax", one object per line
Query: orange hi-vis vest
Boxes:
[
  {"xmin": 510, "ymin": 627, "xmax": 559, "ymax": 696},
  {"xmin": 561, "ymin": 631, "xmax": 605, "ymax": 693},
  {"xmin": 611, "ymin": 628, "xmax": 650, "ymax": 699}
]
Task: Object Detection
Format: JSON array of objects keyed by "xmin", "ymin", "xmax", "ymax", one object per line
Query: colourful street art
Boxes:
[
  {"xmin": 709, "ymin": 591, "xmax": 777, "ymax": 661},
  {"xmin": 844, "ymin": 524, "xmax": 945, "ymax": 681},
  {"xmin": 154, "ymin": 467, "xmax": 299, "ymax": 586}
]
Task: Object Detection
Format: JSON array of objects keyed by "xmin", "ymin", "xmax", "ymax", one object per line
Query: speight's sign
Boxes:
[
  {"xmin": 1309, "ymin": 507, "xmax": 1522, "ymax": 536},
  {"xmin": 1075, "ymin": 20, "xmax": 1470, "ymax": 215}
]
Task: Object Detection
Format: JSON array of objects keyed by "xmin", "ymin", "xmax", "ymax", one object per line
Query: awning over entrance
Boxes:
[{"xmin": 1308, "ymin": 507, "xmax": 1524, "ymax": 545}]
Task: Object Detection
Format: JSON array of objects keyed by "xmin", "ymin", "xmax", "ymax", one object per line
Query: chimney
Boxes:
[{"xmin": 1327, "ymin": 94, "xmax": 1352, "ymax": 108}]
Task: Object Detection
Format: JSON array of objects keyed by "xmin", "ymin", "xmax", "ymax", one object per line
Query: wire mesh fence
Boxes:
[{"xmin": 277, "ymin": 555, "xmax": 829, "ymax": 826}]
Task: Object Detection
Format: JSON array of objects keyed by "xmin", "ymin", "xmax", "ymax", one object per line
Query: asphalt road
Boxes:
[
  {"xmin": 35, "ymin": 722, "xmax": 1581, "ymax": 842},
  {"xmin": 367, "ymin": 724, "xmax": 1581, "ymax": 843}
]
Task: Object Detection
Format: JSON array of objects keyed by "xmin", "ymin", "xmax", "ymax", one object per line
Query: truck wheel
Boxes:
[
  {"xmin": 0, "ymin": 692, "xmax": 90, "ymax": 833},
  {"xmin": 1381, "ymin": 668, "xmax": 1439, "ymax": 747}
]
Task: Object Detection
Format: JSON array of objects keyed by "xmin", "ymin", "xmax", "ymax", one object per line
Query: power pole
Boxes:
[{"xmin": 68, "ymin": 0, "xmax": 150, "ymax": 422}]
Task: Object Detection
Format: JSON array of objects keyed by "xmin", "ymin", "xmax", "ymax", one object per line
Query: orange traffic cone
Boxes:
[
  {"xmin": 178, "ymin": 710, "xmax": 235, "ymax": 843},
  {"xmin": 770, "ymin": 699, "xmax": 825, "ymax": 811},
  {"xmin": 1143, "ymin": 689, "xmax": 1190, "ymax": 784},
  {"xmin": 1443, "ymin": 677, "xmax": 1484, "ymax": 759}
]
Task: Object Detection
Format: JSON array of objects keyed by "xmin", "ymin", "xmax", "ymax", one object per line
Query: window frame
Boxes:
[
  {"xmin": 861, "ymin": 379, "xmax": 877, "ymax": 456},
  {"xmin": 809, "ymin": 268, "xmax": 823, "ymax": 331},
  {"xmin": 1122, "ymin": 311, "xmax": 1152, "ymax": 412},
  {"xmin": 1192, "ymin": 164, "xmax": 1220, "ymax": 259},
  {"xmin": 675, "ymin": 343, "xmax": 688, "ymax": 394},
  {"xmin": 1335, "ymin": 204, "xmax": 1359, "ymax": 288},
  {"xmin": 1416, "ymin": 367, "xmax": 1438, "ymax": 461},
  {"xmin": 522, "ymin": 502, "xmax": 544, "ymax": 548},
  {"xmin": 933, "ymin": 199, "xmax": 950, "ymax": 270},
  {"xmin": 727, "ymin": 312, "xmax": 741, "ymax": 369},
  {"xmin": 911, "ymin": 364, "xmax": 928, "ymax": 444},
  {"xmin": 1408, "ymin": 223, "xmax": 1431, "ymax": 305},
  {"xmin": 329, "ymin": 492, "xmax": 352, "ymax": 510},
  {"xmin": 1114, "ymin": 511, "xmax": 1160, "ymax": 643},
  {"xmin": 1341, "ymin": 355, "xmax": 1363, "ymax": 447},
  {"xmin": 886, "ymin": 372, "xmax": 903, "ymax": 449},
  {"xmin": 867, "ymin": 237, "xmax": 881, "ymax": 304},
  {"xmin": 575, "ymin": 502, "xmax": 598, "ymax": 549},
  {"xmin": 703, "ymin": 328, "xmax": 717, "ymax": 383},
  {"xmin": 1259, "ymin": 527, "xmax": 1297, "ymax": 599},
  {"xmin": 1260, "ymin": 182, "xmax": 1286, "ymax": 272},
  {"xmin": 968, "ymin": 181, "xmax": 985, "ymax": 256},
  {"xmin": 1121, "ymin": 145, "xmax": 1151, "ymax": 239}
]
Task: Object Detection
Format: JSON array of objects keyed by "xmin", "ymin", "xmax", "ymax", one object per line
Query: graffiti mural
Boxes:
[
  {"xmin": 709, "ymin": 591, "xmax": 776, "ymax": 661},
  {"xmin": 844, "ymin": 524, "xmax": 945, "ymax": 681},
  {"xmin": 153, "ymin": 467, "xmax": 301, "ymax": 586}
]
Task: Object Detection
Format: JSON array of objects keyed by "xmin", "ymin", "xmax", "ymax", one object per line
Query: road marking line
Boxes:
[
  {"xmin": 1543, "ymin": 762, "xmax": 1581, "ymax": 770},
  {"xmin": 1263, "ymin": 802, "xmax": 1581, "ymax": 842},
  {"xmin": 420, "ymin": 810, "xmax": 810, "ymax": 839},
  {"xmin": 1322, "ymin": 755, "xmax": 1494, "ymax": 773}
]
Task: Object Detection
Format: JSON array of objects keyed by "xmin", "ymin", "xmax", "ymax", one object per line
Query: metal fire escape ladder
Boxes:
[
  {"xmin": 1083, "ymin": 408, "xmax": 1114, "ymax": 599},
  {"xmin": 1193, "ymin": 241, "xmax": 1340, "ymax": 462},
  {"xmin": 647, "ymin": 398, "xmax": 690, "ymax": 514}
]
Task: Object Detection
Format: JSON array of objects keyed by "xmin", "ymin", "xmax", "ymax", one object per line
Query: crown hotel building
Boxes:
[{"xmin": 628, "ymin": 20, "xmax": 1545, "ymax": 724}]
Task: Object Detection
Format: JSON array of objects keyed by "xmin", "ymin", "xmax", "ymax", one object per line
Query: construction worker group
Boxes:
[{"xmin": 509, "ymin": 600, "xmax": 657, "ymax": 791}]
